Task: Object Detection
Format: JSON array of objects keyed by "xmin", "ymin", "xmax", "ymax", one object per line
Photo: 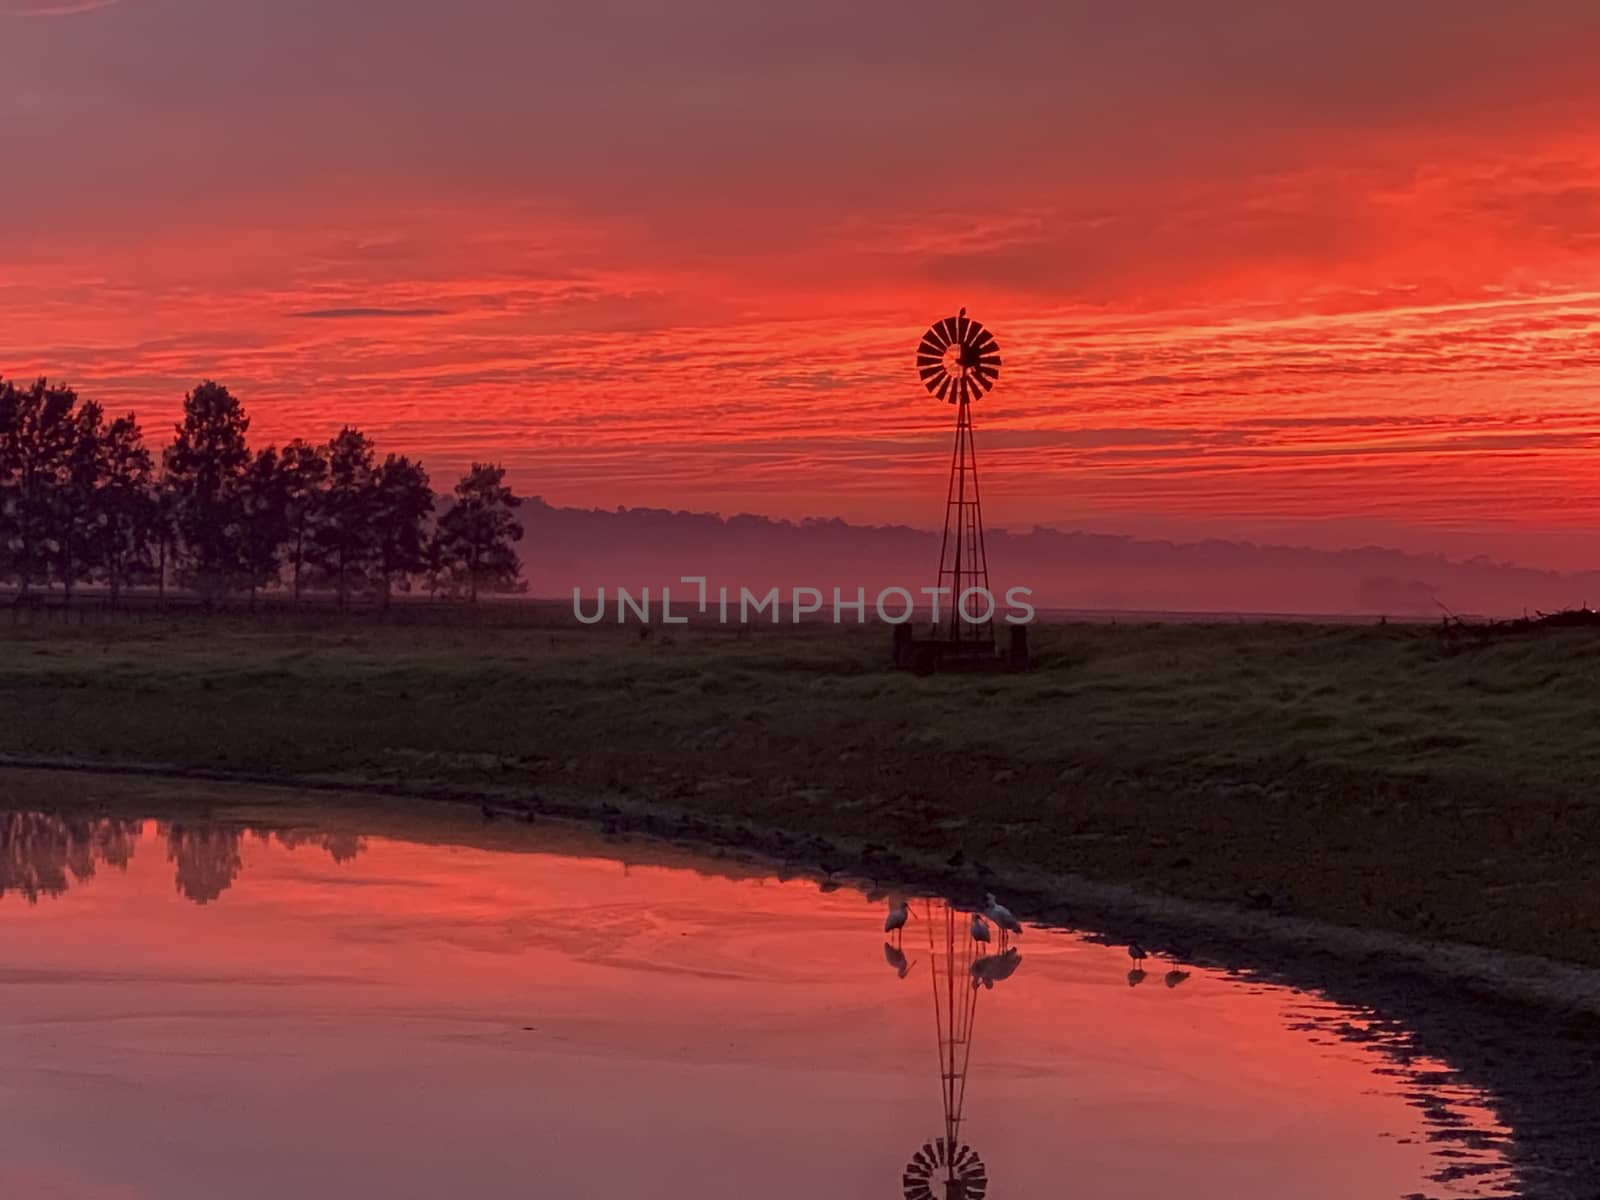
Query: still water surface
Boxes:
[{"xmin": 0, "ymin": 794, "xmax": 1514, "ymax": 1199}]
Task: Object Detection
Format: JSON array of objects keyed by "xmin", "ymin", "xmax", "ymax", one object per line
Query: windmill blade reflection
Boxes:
[{"xmin": 885, "ymin": 898, "xmax": 1027, "ymax": 1200}]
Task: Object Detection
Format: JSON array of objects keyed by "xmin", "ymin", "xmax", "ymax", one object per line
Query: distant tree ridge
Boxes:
[{"xmin": 0, "ymin": 375, "xmax": 524, "ymax": 605}]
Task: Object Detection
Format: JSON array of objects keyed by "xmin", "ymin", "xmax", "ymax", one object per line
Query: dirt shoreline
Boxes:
[{"xmin": 3, "ymin": 754, "xmax": 1597, "ymax": 1197}]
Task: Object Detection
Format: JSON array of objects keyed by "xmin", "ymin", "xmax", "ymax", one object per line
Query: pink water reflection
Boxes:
[{"xmin": 0, "ymin": 808, "xmax": 1513, "ymax": 1200}]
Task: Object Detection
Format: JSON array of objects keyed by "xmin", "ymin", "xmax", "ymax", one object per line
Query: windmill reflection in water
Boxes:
[{"xmin": 887, "ymin": 899, "xmax": 1023, "ymax": 1200}]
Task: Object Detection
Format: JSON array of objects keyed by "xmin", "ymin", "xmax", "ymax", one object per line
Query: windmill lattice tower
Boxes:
[
  {"xmin": 901, "ymin": 900, "xmax": 991, "ymax": 1200},
  {"xmin": 917, "ymin": 310, "xmax": 1002, "ymax": 646}
]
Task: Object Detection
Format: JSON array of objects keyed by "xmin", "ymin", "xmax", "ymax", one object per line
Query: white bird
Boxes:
[
  {"xmin": 884, "ymin": 898, "xmax": 911, "ymax": 945},
  {"xmin": 984, "ymin": 893, "xmax": 1023, "ymax": 945},
  {"xmin": 970, "ymin": 912, "xmax": 992, "ymax": 945}
]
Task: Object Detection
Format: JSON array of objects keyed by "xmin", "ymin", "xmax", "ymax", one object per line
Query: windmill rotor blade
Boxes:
[{"xmin": 917, "ymin": 312, "xmax": 1000, "ymax": 403}]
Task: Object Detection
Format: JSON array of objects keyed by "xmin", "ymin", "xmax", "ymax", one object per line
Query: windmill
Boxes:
[
  {"xmin": 917, "ymin": 311, "xmax": 1001, "ymax": 646},
  {"xmin": 899, "ymin": 899, "xmax": 1016, "ymax": 1200}
]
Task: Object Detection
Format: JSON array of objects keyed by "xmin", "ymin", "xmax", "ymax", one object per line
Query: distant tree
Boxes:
[
  {"xmin": 278, "ymin": 439, "xmax": 327, "ymax": 605},
  {"xmin": 0, "ymin": 378, "xmax": 78, "ymax": 596},
  {"xmin": 164, "ymin": 382, "xmax": 252, "ymax": 603},
  {"xmin": 422, "ymin": 526, "xmax": 451, "ymax": 600},
  {"xmin": 435, "ymin": 463, "xmax": 524, "ymax": 603},
  {"xmin": 370, "ymin": 453, "xmax": 433, "ymax": 606},
  {"xmin": 151, "ymin": 473, "xmax": 179, "ymax": 605},
  {"xmin": 306, "ymin": 426, "xmax": 378, "ymax": 607},
  {"xmin": 238, "ymin": 447, "xmax": 289, "ymax": 606},
  {"xmin": 0, "ymin": 377, "xmax": 13, "ymax": 585},
  {"xmin": 52, "ymin": 399, "xmax": 108, "ymax": 606},
  {"xmin": 91, "ymin": 414, "xmax": 158, "ymax": 607}
]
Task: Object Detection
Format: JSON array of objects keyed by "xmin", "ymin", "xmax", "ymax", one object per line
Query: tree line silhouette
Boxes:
[
  {"xmin": 0, "ymin": 376, "xmax": 526, "ymax": 606},
  {"xmin": 0, "ymin": 810, "xmax": 364, "ymax": 905}
]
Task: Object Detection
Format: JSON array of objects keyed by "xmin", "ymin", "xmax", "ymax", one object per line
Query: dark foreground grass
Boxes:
[{"xmin": 4, "ymin": 615, "xmax": 1599, "ymax": 965}]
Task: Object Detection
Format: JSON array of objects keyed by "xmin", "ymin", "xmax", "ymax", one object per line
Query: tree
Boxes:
[
  {"xmin": 90, "ymin": 414, "xmax": 158, "ymax": 608},
  {"xmin": 370, "ymin": 453, "xmax": 433, "ymax": 606},
  {"xmin": 151, "ymin": 473, "xmax": 178, "ymax": 606},
  {"xmin": 164, "ymin": 382, "xmax": 252, "ymax": 603},
  {"xmin": 238, "ymin": 447, "xmax": 289, "ymax": 606},
  {"xmin": 0, "ymin": 378, "xmax": 78, "ymax": 596},
  {"xmin": 278, "ymin": 439, "xmax": 327, "ymax": 605},
  {"xmin": 435, "ymin": 463, "xmax": 524, "ymax": 603},
  {"xmin": 53, "ymin": 399, "xmax": 108, "ymax": 606},
  {"xmin": 422, "ymin": 526, "xmax": 450, "ymax": 600},
  {"xmin": 306, "ymin": 426, "xmax": 377, "ymax": 607}
]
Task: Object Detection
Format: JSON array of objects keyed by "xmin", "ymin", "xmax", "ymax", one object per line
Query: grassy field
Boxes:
[{"xmin": 3, "ymin": 613, "xmax": 1599, "ymax": 965}]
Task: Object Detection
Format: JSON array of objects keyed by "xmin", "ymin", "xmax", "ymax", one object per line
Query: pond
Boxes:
[{"xmin": 0, "ymin": 780, "xmax": 1514, "ymax": 1199}]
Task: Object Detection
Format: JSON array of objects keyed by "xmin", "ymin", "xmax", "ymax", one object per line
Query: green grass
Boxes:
[{"xmin": 4, "ymin": 614, "xmax": 1600, "ymax": 965}]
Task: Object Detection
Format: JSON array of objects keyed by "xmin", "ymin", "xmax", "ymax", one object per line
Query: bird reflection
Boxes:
[
  {"xmin": 884, "ymin": 941, "xmax": 915, "ymax": 979},
  {"xmin": 1121, "ymin": 938, "xmax": 1195, "ymax": 991},
  {"xmin": 970, "ymin": 946, "xmax": 1021, "ymax": 990},
  {"xmin": 883, "ymin": 896, "xmax": 1027, "ymax": 1200}
]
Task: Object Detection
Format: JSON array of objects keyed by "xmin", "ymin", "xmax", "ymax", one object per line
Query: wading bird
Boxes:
[
  {"xmin": 970, "ymin": 912, "xmax": 992, "ymax": 946},
  {"xmin": 1128, "ymin": 942, "xmax": 1148, "ymax": 970},
  {"xmin": 885, "ymin": 898, "xmax": 911, "ymax": 946},
  {"xmin": 984, "ymin": 893, "xmax": 1023, "ymax": 946}
]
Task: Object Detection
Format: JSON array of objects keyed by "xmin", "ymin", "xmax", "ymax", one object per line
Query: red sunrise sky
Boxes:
[{"xmin": 4, "ymin": 1, "xmax": 1600, "ymax": 566}]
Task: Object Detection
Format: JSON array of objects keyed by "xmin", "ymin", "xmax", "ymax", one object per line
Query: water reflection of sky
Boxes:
[{"xmin": 0, "ymin": 808, "xmax": 1514, "ymax": 1200}]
